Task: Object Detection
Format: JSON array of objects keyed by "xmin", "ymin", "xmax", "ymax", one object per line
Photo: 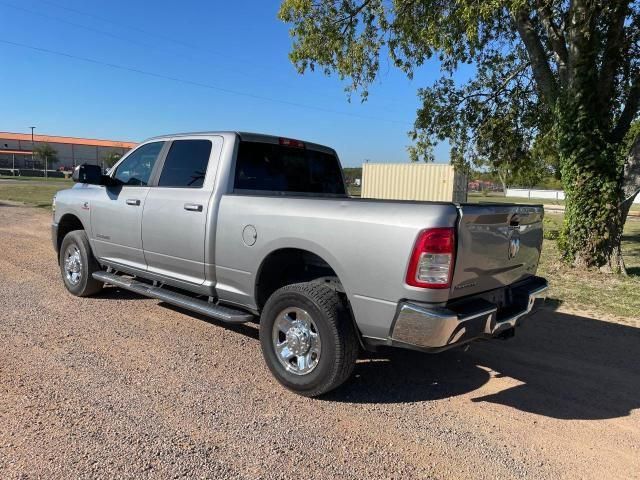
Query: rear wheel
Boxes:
[
  {"xmin": 59, "ymin": 230, "xmax": 103, "ymax": 297},
  {"xmin": 259, "ymin": 282, "xmax": 359, "ymax": 397}
]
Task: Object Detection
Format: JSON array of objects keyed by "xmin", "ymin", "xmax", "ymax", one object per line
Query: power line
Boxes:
[
  {"xmin": 0, "ymin": 38, "xmax": 412, "ymax": 126},
  {"xmin": 0, "ymin": 1, "xmax": 158, "ymax": 50},
  {"xmin": 3, "ymin": 0, "xmax": 408, "ymax": 117},
  {"xmin": 33, "ymin": 0, "xmax": 272, "ymax": 70},
  {"xmin": 0, "ymin": 0, "xmax": 278, "ymax": 82}
]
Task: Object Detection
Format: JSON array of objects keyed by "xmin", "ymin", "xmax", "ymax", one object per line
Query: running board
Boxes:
[{"xmin": 92, "ymin": 271, "xmax": 254, "ymax": 324}]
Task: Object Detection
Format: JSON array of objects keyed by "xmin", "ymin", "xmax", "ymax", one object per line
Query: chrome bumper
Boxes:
[{"xmin": 390, "ymin": 279, "xmax": 548, "ymax": 351}]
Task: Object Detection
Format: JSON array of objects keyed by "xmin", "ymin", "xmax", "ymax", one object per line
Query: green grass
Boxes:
[
  {"xmin": 468, "ymin": 191, "xmax": 640, "ymax": 211},
  {"xmin": 469, "ymin": 191, "xmax": 563, "ymax": 205},
  {"xmin": 0, "ymin": 175, "xmax": 72, "ymax": 184},
  {"xmin": 0, "ymin": 182, "xmax": 71, "ymax": 207},
  {"xmin": 0, "ymin": 177, "xmax": 73, "ymax": 206},
  {"xmin": 348, "ymin": 185, "xmax": 361, "ymax": 197},
  {"xmin": 537, "ymin": 214, "xmax": 640, "ymax": 319}
]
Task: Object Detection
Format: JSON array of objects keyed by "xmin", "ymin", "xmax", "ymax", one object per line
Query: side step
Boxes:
[{"xmin": 93, "ymin": 271, "xmax": 254, "ymax": 324}]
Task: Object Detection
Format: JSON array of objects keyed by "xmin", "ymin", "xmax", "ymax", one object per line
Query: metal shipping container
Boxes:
[{"xmin": 361, "ymin": 163, "xmax": 467, "ymax": 203}]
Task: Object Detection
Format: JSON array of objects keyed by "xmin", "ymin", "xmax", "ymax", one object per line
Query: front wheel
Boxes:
[
  {"xmin": 259, "ymin": 282, "xmax": 359, "ymax": 397},
  {"xmin": 59, "ymin": 230, "xmax": 103, "ymax": 297}
]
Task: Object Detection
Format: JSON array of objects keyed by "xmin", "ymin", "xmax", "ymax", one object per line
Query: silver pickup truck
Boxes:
[{"xmin": 52, "ymin": 131, "xmax": 547, "ymax": 396}]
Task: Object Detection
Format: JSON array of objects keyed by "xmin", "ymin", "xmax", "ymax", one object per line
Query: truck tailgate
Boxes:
[{"xmin": 450, "ymin": 204, "xmax": 544, "ymax": 299}]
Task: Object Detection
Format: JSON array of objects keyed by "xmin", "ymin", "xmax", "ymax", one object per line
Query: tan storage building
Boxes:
[{"xmin": 361, "ymin": 163, "xmax": 467, "ymax": 203}]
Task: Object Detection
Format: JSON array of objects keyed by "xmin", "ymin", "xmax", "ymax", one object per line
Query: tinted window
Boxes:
[
  {"xmin": 158, "ymin": 140, "xmax": 212, "ymax": 188},
  {"xmin": 234, "ymin": 142, "xmax": 345, "ymax": 195},
  {"xmin": 113, "ymin": 142, "xmax": 163, "ymax": 186}
]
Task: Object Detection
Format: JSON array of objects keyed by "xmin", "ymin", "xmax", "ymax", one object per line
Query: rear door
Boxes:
[
  {"xmin": 449, "ymin": 204, "xmax": 544, "ymax": 298},
  {"xmin": 141, "ymin": 138, "xmax": 219, "ymax": 285}
]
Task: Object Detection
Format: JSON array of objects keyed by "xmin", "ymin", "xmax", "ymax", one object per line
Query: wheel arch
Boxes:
[
  {"xmin": 254, "ymin": 246, "xmax": 364, "ymax": 346},
  {"xmin": 56, "ymin": 213, "xmax": 88, "ymax": 258},
  {"xmin": 255, "ymin": 247, "xmax": 337, "ymax": 308}
]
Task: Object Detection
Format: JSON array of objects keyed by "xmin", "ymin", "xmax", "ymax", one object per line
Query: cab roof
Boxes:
[{"xmin": 145, "ymin": 131, "xmax": 336, "ymax": 155}]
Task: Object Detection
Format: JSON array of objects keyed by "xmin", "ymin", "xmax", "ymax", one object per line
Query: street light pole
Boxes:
[{"xmin": 30, "ymin": 126, "xmax": 36, "ymax": 172}]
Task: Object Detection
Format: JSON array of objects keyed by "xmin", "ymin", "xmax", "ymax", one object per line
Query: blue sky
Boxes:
[{"xmin": 0, "ymin": 0, "xmax": 451, "ymax": 167}]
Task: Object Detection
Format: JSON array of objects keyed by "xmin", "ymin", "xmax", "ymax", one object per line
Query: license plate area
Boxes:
[{"xmin": 446, "ymin": 283, "xmax": 530, "ymax": 322}]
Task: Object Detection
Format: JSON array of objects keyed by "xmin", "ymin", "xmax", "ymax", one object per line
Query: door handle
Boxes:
[
  {"xmin": 126, "ymin": 199, "xmax": 141, "ymax": 206},
  {"xmin": 184, "ymin": 203, "xmax": 203, "ymax": 212}
]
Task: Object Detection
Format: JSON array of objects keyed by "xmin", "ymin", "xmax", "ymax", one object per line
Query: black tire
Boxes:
[
  {"xmin": 59, "ymin": 230, "xmax": 103, "ymax": 297},
  {"xmin": 259, "ymin": 282, "xmax": 359, "ymax": 397}
]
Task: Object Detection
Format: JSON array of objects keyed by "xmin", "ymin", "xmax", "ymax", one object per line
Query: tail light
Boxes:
[{"xmin": 405, "ymin": 228, "xmax": 455, "ymax": 289}]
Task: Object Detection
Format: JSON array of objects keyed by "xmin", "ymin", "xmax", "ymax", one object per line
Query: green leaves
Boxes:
[
  {"xmin": 279, "ymin": 0, "xmax": 640, "ymax": 269},
  {"xmin": 279, "ymin": 0, "xmax": 387, "ymax": 97},
  {"xmin": 33, "ymin": 143, "xmax": 58, "ymax": 164},
  {"xmin": 102, "ymin": 151, "xmax": 123, "ymax": 168}
]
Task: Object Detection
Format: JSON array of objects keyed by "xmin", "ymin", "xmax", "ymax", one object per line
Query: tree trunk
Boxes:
[
  {"xmin": 497, "ymin": 169, "xmax": 508, "ymax": 193},
  {"xmin": 556, "ymin": 89, "xmax": 627, "ymax": 270},
  {"xmin": 559, "ymin": 124, "xmax": 640, "ymax": 272},
  {"xmin": 622, "ymin": 134, "xmax": 640, "ymax": 209},
  {"xmin": 560, "ymin": 157, "xmax": 624, "ymax": 271},
  {"xmin": 613, "ymin": 134, "xmax": 640, "ymax": 274}
]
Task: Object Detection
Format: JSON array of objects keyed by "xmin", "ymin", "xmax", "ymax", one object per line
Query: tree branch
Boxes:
[
  {"xmin": 512, "ymin": 9, "xmax": 559, "ymax": 106},
  {"xmin": 612, "ymin": 72, "xmax": 640, "ymax": 143},
  {"xmin": 598, "ymin": 1, "xmax": 631, "ymax": 117},
  {"xmin": 535, "ymin": 0, "xmax": 569, "ymax": 86},
  {"xmin": 454, "ymin": 64, "xmax": 529, "ymax": 108},
  {"xmin": 332, "ymin": 0, "xmax": 372, "ymax": 25},
  {"xmin": 566, "ymin": 0, "xmax": 601, "ymax": 88}
]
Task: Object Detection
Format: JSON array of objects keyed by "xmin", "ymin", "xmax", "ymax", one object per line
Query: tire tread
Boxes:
[
  {"xmin": 260, "ymin": 281, "xmax": 359, "ymax": 397},
  {"xmin": 59, "ymin": 230, "xmax": 103, "ymax": 297}
]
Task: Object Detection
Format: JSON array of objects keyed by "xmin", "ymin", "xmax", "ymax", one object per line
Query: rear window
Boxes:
[
  {"xmin": 158, "ymin": 140, "xmax": 212, "ymax": 188},
  {"xmin": 234, "ymin": 141, "xmax": 346, "ymax": 195}
]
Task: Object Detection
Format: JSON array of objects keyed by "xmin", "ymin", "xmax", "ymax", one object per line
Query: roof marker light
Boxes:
[{"xmin": 279, "ymin": 137, "xmax": 305, "ymax": 149}]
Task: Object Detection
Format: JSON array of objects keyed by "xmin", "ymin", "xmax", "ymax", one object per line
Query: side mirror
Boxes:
[{"xmin": 72, "ymin": 164, "xmax": 103, "ymax": 185}]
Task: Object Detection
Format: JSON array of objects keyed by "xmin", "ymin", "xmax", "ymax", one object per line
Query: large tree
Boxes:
[{"xmin": 279, "ymin": 0, "xmax": 640, "ymax": 272}]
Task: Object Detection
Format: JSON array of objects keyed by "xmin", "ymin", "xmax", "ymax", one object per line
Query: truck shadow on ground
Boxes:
[
  {"xmin": 0, "ymin": 201, "xmax": 23, "ymax": 208},
  {"xmin": 325, "ymin": 306, "xmax": 640, "ymax": 421},
  {"xmin": 116, "ymin": 288, "xmax": 639, "ymax": 422},
  {"xmin": 158, "ymin": 302, "xmax": 262, "ymax": 341},
  {"xmin": 99, "ymin": 287, "xmax": 156, "ymax": 301}
]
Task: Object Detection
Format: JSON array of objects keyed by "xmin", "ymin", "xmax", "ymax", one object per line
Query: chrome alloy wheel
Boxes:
[
  {"xmin": 63, "ymin": 244, "xmax": 83, "ymax": 285},
  {"xmin": 272, "ymin": 307, "xmax": 322, "ymax": 375}
]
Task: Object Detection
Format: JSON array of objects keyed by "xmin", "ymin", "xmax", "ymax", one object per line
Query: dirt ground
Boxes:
[{"xmin": 1, "ymin": 204, "xmax": 638, "ymax": 479}]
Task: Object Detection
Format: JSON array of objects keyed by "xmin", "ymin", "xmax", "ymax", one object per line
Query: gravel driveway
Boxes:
[{"xmin": 1, "ymin": 204, "xmax": 638, "ymax": 479}]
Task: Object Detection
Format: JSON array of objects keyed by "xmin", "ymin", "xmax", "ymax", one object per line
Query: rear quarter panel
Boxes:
[{"xmin": 214, "ymin": 195, "xmax": 459, "ymax": 338}]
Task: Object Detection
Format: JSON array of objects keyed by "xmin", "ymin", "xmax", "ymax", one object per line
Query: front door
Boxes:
[
  {"xmin": 141, "ymin": 138, "xmax": 216, "ymax": 285},
  {"xmin": 90, "ymin": 141, "xmax": 165, "ymax": 270}
]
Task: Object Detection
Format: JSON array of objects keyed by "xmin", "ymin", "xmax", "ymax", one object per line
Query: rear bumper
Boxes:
[{"xmin": 389, "ymin": 277, "xmax": 548, "ymax": 352}]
